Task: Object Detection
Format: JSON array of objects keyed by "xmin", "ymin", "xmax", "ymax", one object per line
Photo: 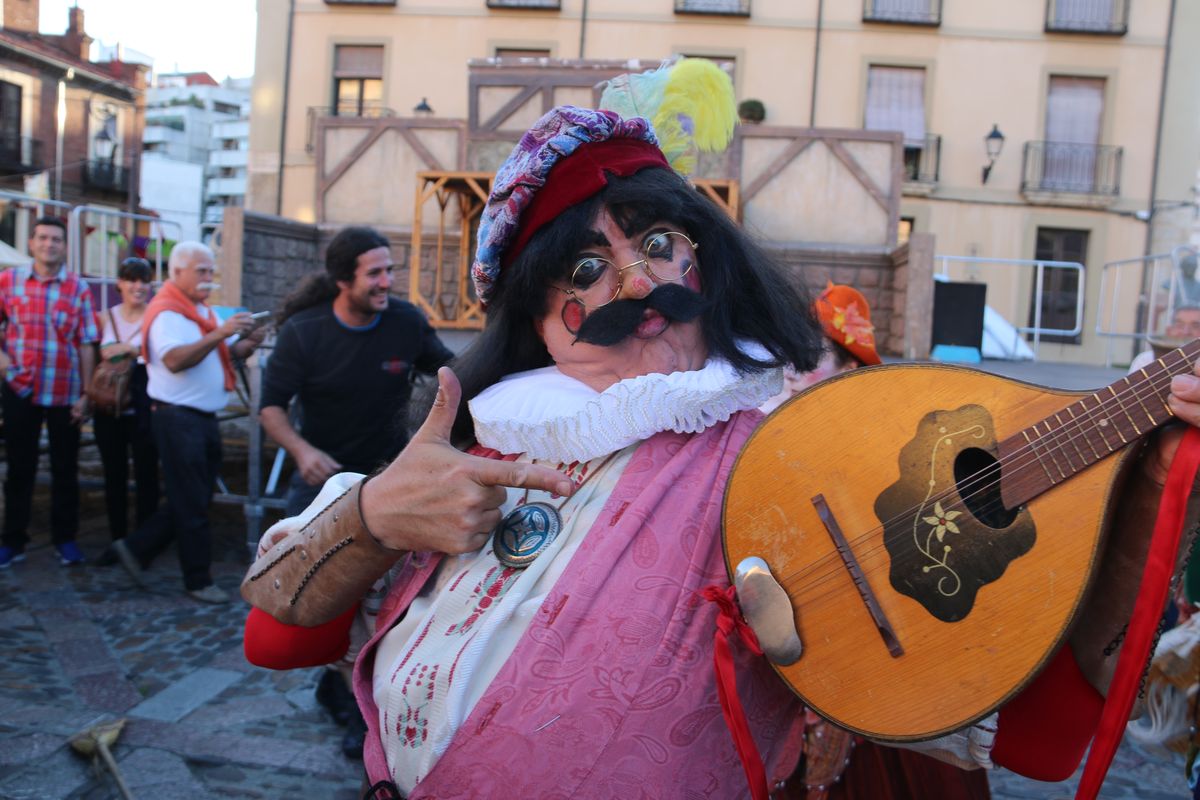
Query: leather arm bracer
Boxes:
[{"xmin": 240, "ymin": 479, "xmax": 405, "ymax": 627}]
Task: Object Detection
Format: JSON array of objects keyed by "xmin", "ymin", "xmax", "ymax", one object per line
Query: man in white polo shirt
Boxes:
[{"xmin": 112, "ymin": 242, "xmax": 262, "ymax": 603}]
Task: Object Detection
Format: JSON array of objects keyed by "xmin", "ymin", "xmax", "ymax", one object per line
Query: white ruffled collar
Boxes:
[{"xmin": 468, "ymin": 342, "xmax": 782, "ymax": 463}]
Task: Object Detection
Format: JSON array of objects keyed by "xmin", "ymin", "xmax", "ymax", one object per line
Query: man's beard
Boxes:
[
  {"xmin": 351, "ymin": 288, "xmax": 386, "ymax": 316},
  {"xmin": 572, "ymin": 283, "xmax": 708, "ymax": 346}
]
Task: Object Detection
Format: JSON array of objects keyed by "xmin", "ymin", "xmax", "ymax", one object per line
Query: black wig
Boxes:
[{"xmin": 448, "ymin": 168, "xmax": 824, "ymax": 446}]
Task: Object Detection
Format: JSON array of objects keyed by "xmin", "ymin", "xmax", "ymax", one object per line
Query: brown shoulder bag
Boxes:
[{"xmin": 87, "ymin": 308, "xmax": 136, "ymax": 415}]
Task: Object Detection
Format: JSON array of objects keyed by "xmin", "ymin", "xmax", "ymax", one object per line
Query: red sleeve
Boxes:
[
  {"xmin": 243, "ymin": 605, "xmax": 358, "ymax": 670},
  {"xmin": 991, "ymin": 643, "xmax": 1104, "ymax": 781}
]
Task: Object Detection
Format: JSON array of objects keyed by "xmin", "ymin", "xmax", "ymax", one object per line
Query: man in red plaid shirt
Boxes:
[{"xmin": 0, "ymin": 216, "xmax": 99, "ymax": 567}]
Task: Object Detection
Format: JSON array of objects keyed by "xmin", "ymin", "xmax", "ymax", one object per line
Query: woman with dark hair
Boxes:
[{"xmin": 94, "ymin": 257, "xmax": 158, "ymax": 541}]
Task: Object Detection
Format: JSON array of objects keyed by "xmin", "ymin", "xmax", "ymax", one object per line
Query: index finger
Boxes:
[{"xmin": 470, "ymin": 454, "xmax": 574, "ymax": 497}]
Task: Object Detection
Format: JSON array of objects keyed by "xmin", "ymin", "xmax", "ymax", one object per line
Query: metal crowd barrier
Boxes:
[
  {"xmin": 935, "ymin": 254, "xmax": 1086, "ymax": 360},
  {"xmin": 1096, "ymin": 246, "xmax": 1198, "ymax": 367},
  {"xmin": 0, "ymin": 196, "xmax": 282, "ymax": 556},
  {"xmin": 68, "ymin": 205, "xmax": 180, "ymax": 308},
  {"xmin": 208, "ymin": 338, "xmax": 290, "ymax": 553}
]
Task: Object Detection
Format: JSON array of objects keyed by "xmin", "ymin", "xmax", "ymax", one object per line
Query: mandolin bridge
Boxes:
[{"xmin": 812, "ymin": 494, "xmax": 904, "ymax": 657}]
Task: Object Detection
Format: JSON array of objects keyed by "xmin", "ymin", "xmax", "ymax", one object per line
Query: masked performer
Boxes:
[{"xmin": 242, "ymin": 62, "xmax": 1200, "ymax": 800}]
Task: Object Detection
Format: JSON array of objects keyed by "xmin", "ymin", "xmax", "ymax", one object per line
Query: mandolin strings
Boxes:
[
  {"xmin": 778, "ymin": 349, "xmax": 1193, "ymax": 606},
  {"xmin": 781, "ymin": 357, "xmax": 1185, "ymax": 603},
  {"xmin": 769, "ymin": 341, "xmax": 1200, "ymax": 606}
]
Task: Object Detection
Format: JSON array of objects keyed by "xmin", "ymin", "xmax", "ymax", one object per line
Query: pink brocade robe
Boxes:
[{"xmin": 353, "ymin": 411, "xmax": 806, "ymax": 797}]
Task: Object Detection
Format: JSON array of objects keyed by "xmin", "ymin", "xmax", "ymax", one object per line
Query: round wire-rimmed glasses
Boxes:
[{"xmin": 558, "ymin": 230, "xmax": 699, "ymax": 309}]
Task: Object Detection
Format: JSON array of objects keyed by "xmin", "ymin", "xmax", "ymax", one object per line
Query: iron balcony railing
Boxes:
[
  {"xmin": 863, "ymin": 0, "xmax": 942, "ymax": 26},
  {"xmin": 1045, "ymin": 0, "xmax": 1129, "ymax": 35},
  {"xmin": 83, "ymin": 159, "xmax": 131, "ymax": 194},
  {"xmin": 674, "ymin": 0, "xmax": 751, "ymax": 17},
  {"xmin": 487, "ymin": 0, "xmax": 561, "ymax": 7},
  {"xmin": 903, "ymin": 134, "xmax": 941, "ymax": 184},
  {"xmin": 1021, "ymin": 141, "xmax": 1122, "ymax": 196},
  {"xmin": 0, "ymin": 135, "xmax": 42, "ymax": 173}
]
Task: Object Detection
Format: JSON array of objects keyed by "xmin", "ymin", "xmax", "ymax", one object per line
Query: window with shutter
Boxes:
[
  {"xmin": 1042, "ymin": 75, "xmax": 1104, "ymax": 191},
  {"xmin": 865, "ymin": 66, "xmax": 931, "ymax": 180},
  {"xmin": 865, "ymin": 66, "xmax": 926, "ymax": 143},
  {"xmin": 1046, "ymin": 0, "xmax": 1128, "ymax": 34},
  {"xmin": 333, "ymin": 45, "xmax": 385, "ymax": 117},
  {"xmin": 863, "ymin": 0, "xmax": 941, "ymax": 25}
]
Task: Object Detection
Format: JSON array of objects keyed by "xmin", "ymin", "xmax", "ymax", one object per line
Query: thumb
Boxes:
[{"xmin": 412, "ymin": 366, "xmax": 461, "ymax": 444}]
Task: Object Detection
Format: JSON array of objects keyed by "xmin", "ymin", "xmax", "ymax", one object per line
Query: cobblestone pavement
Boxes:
[
  {"xmin": 0, "ymin": 466, "xmax": 1192, "ymax": 799},
  {"xmin": 0, "ymin": 486, "xmax": 362, "ymax": 800}
]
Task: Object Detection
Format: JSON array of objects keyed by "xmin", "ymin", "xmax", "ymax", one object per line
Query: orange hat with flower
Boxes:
[{"xmin": 813, "ymin": 282, "xmax": 881, "ymax": 366}]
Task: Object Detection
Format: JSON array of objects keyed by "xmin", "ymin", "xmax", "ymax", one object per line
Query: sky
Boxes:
[{"xmin": 39, "ymin": 0, "xmax": 257, "ymax": 82}]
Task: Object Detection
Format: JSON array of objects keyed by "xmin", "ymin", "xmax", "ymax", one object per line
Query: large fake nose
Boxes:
[{"xmin": 615, "ymin": 258, "xmax": 656, "ymax": 301}]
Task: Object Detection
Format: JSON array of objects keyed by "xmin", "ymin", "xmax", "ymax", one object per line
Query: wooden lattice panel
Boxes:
[{"xmin": 410, "ymin": 171, "xmax": 492, "ymax": 330}]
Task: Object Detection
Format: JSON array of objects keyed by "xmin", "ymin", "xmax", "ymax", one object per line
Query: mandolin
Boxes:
[{"xmin": 722, "ymin": 342, "xmax": 1200, "ymax": 741}]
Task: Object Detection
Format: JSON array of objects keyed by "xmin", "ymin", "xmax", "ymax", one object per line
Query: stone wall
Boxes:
[
  {"xmin": 216, "ymin": 211, "xmax": 447, "ymax": 316},
  {"xmin": 890, "ymin": 232, "xmax": 935, "ymax": 361},
  {"xmin": 217, "ymin": 208, "xmax": 320, "ymax": 312},
  {"xmin": 765, "ymin": 234, "xmax": 934, "ymax": 360}
]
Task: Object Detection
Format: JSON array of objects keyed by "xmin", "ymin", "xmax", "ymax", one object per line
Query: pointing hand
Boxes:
[{"xmin": 359, "ymin": 367, "xmax": 574, "ymax": 555}]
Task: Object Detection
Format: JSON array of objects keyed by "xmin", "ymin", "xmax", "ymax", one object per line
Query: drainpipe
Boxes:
[
  {"xmin": 55, "ymin": 68, "xmax": 73, "ymax": 202},
  {"xmin": 1144, "ymin": 0, "xmax": 1175, "ymax": 258},
  {"xmin": 810, "ymin": 0, "xmax": 823, "ymax": 126},
  {"xmin": 1133, "ymin": 0, "xmax": 1176, "ymax": 359},
  {"xmin": 579, "ymin": 0, "xmax": 589, "ymax": 59},
  {"xmin": 275, "ymin": 0, "xmax": 296, "ymax": 217}
]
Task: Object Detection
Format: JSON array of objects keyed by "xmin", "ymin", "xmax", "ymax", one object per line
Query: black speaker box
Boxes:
[{"xmin": 931, "ymin": 281, "xmax": 987, "ymax": 350}]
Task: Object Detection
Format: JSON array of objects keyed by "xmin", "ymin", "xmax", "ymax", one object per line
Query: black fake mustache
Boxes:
[{"xmin": 573, "ymin": 283, "xmax": 708, "ymax": 346}]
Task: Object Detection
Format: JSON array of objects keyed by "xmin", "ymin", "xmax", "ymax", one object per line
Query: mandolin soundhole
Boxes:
[
  {"xmin": 953, "ymin": 447, "xmax": 1021, "ymax": 530},
  {"xmin": 877, "ymin": 404, "xmax": 1037, "ymax": 622}
]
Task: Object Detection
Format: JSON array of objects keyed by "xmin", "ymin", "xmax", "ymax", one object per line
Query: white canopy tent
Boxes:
[{"xmin": 0, "ymin": 239, "xmax": 30, "ymax": 268}]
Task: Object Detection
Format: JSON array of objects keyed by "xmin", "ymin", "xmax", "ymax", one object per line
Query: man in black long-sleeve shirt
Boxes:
[
  {"xmin": 261, "ymin": 226, "xmax": 454, "ymax": 517},
  {"xmin": 261, "ymin": 226, "xmax": 454, "ymax": 758}
]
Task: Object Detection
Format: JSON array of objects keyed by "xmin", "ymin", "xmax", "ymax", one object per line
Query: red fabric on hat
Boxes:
[
  {"xmin": 243, "ymin": 605, "xmax": 357, "ymax": 670},
  {"xmin": 505, "ymin": 138, "xmax": 670, "ymax": 267},
  {"xmin": 991, "ymin": 643, "xmax": 1103, "ymax": 781}
]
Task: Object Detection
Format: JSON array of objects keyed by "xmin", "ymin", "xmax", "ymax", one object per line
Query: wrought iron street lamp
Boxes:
[
  {"xmin": 981, "ymin": 123, "xmax": 1005, "ymax": 184},
  {"xmin": 92, "ymin": 118, "xmax": 117, "ymax": 189}
]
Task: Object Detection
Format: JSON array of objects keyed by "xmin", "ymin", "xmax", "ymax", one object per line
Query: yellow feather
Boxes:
[{"xmin": 654, "ymin": 58, "xmax": 738, "ymax": 174}]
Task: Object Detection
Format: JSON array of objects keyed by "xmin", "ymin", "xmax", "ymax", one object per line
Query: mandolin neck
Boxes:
[{"xmin": 998, "ymin": 339, "xmax": 1200, "ymax": 510}]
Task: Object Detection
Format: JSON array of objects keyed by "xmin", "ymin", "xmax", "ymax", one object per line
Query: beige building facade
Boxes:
[{"xmin": 248, "ymin": 0, "xmax": 1199, "ymax": 365}]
